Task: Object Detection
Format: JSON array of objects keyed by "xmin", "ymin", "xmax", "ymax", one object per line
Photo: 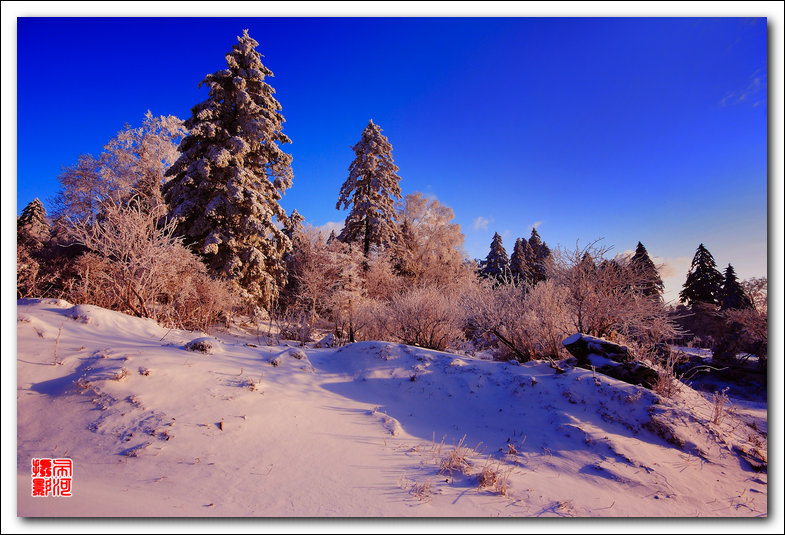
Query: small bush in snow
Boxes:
[
  {"xmin": 185, "ymin": 338, "xmax": 214, "ymax": 354},
  {"xmin": 711, "ymin": 387, "xmax": 730, "ymax": 425},
  {"xmin": 113, "ymin": 368, "xmax": 129, "ymax": 381},
  {"xmin": 375, "ymin": 286, "xmax": 464, "ymax": 351},
  {"xmin": 66, "ymin": 198, "xmax": 238, "ymax": 332},
  {"xmin": 408, "ymin": 479, "xmax": 433, "ymax": 502},
  {"xmin": 477, "ymin": 459, "xmax": 511, "ymax": 496},
  {"xmin": 438, "ymin": 436, "xmax": 472, "ymax": 476}
]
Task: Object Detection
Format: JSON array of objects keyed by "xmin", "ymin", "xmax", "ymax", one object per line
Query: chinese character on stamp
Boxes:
[{"xmin": 31, "ymin": 458, "xmax": 72, "ymax": 497}]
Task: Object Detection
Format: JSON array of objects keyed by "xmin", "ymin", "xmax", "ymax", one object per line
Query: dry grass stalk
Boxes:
[
  {"xmin": 113, "ymin": 367, "xmax": 129, "ymax": 381},
  {"xmin": 438, "ymin": 435, "xmax": 472, "ymax": 476},
  {"xmin": 711, "ymin": 387, "xmax": 730, "ymax": 425},
  {"xmin": 477, "ymin": 458, "xmax": 513, "ymax": 496},
  {"xmin": 409, "ymin": 479, "xmax": 433, "ymax": 502},
  {"xmin": 53, "ymin": 322, "xmax": 64, "ymax": 365}
]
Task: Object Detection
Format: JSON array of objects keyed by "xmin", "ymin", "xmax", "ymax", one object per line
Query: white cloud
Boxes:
[
  {"xmin": 473, "ymin": 216, "xmax": 490, "ymax": 231},
  {"xmin": 653, "ymin": 255, "xmax": 693, "ymax": 305},
  {"xmin": 652, "ymin": 255, "xmax": 691, "ymax": 279},
  {"xmin": 720, "ymin": 68, "xmax": 766, "ymax": 107},
  {"xmin": 314, "ymin": 221, "xmax": 344, "ymax": 239},
  {"xmin": 615, "ymin": 249, "xmax": 635, "ymax": 263},
  {"xmin": 530, "ymin": 220, "xmax": 543, "ymax": 230}
]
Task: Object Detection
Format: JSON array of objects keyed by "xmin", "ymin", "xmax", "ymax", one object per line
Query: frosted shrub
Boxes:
[
  {"xmin": 354, "ymin": 298, "xmax": 389, "ymax": 343},
  {"xmin": 363, "ymin": 251, "xmax": 404, "ymax": 301},
  {"xmin": 381, "ymin": 286, "xmax": 464, "ymax": 351},
  {"xmin": 69, "ymin": 198, "xmax": 236, "ymax": 331},
  {"xmin": 550, "ymin": 240, "xmax": 676, "ymax": 354},
  {"xmin": 272, "ymin": 308, "xmax": 313, "ymax": 346},
  {"xmin": 712, "ymin": 307, "xmax": 767, "ymax": 372},
  {"xmin": 161, "ymin": 260, "xmax": 238, "ymax": 332},
  {"xmin": 463, "ymin": 279, "xmax": 571, "ymax": 362}
]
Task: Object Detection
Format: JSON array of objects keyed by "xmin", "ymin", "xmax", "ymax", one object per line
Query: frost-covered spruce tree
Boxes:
[
  {"xmin": 679, "ymin": 243, "xmax": 723, "ymax": 307},
  {"xmin": 163, "ymin": 30, "xmax": 293, "ymax": 310},
  {"xmin": 480, "ymin": 232, "xmax": 509, "ymax": 283},
  {"xmin": 337, "ymin": 120, "xmax": 402, "ymax": 256},
  {"xmin": 629, "ymin": 241, "xmax": 663, "ymax": 299}
]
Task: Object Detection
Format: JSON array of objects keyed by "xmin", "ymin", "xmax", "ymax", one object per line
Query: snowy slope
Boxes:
[{"xmin": 15, "ymin": 299, "xmax": 768, "ymax": 518}]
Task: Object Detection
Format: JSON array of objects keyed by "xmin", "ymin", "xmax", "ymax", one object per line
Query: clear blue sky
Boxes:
[{"xmin": 14, "ymin": 16, "xmax": 769, "ymax": 303}]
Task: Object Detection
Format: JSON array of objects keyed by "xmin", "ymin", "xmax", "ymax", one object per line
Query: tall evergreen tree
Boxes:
[
  {"xmin": 629, "ymin": 241, "xmax": 664, "ymax": 299},
  {"xmin": 679, "ymin": 243, "xmax": 723, "ymax": 306},
  {"xmin": 719, "ymin": 264, "xmax": 753, "ymax": 310},
  {"xmin": 336, "ymin": 120, "xmax": 402, "ymax": 256},
  {"xmin": 480, "ymin": 232, "xmax": 509, "ymax": 282},
  {"xmin": 163, "ymin": 30, "xmax": 293, "ymax": 310},
  {"xmin": 509, "ymin": 237, "xmax": 532, "ymax": 283}
]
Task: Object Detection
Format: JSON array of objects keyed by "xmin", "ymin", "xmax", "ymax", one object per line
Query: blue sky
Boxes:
[{"xmin": 12, "ymin": 15, "xmax": 770, "ymax": 303}]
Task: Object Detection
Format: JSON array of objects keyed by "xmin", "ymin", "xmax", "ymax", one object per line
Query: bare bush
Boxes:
[
  {"xmin": 354, "ymin": 298, "xmax": 389, "ymax": 343},
  {"xmin": 653, "ymin": 348, "xmax": 679, "ymax": 398},
  {"xmin": 462, "ymin": 279, "xmax": 571, "ymax": 362},
  {"xmin": 477, "ymin": 458, "xmax": 512, "ymax": 496},
  {"xmin": 363, "ymin": 250, "xmax": 404, "ymax": 301},
  {"xmin": 712, "ymin": 307, "xmax": 767, "ymax": 371},
  {"xmin": 381, "ymin": 286, "xmax": 465, "ymax": 351},
  {"xmin": 551, "ymin": 240, "xmax": 677, "ymax": 357},
  {"xmin": 283, "ymin": 226, "xmax": 344, "ymax": 318},
  {"xmin": 711, "ymin": 387, "xmax": 730, "ymax": 425},
  {"xmin": 741, "ymin": 276, "xmax": 767, "ymax": 314},
  {"xmin": 68, "ymin": 198, "xmax": 236, "ymax": 331},
  {"xmin": 272, "ymin": 308, "xmax": 313, "ymax": 346}
]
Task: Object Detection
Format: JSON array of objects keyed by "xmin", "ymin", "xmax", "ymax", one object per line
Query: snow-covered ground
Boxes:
[{"xmin": 11, "ymin": 299, "xmax": 774, "ymax": 526}]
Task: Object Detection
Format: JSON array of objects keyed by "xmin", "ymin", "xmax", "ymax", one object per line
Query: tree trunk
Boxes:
[{"xmin": 363, "ymin": 219, "xmax": 371, "ymax": 257}]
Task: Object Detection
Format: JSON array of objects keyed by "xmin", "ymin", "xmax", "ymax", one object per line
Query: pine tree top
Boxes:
[
  {"xmin": 719, "ymin": 263, "xmax": 753, "ymax": 310},
  {"xmin": 481, "ymin": 232, "xmax": 509, "ymax": 281},
  {"xmin": 679, "ymin": 243, "xmax": 723, "ymax": 307},
  {"xmin": 19, "ymin": 198, "xmax": 47, "ymax": 226},
  {"xmin": 336, "ymin": 120, "xmax": 402, "ymax": 255},
  {"xmin": 630, "ymin": 241, "xmax": 664, "ymax": 299}
]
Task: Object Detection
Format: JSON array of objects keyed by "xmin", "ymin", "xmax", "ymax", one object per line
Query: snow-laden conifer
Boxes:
[
  {"xmin": 336, "ymin": 120, "xmax": 402, "ymax": 256},
  {"xmin": 163, "ymin": 30, "xmax": 293, "ymax": 310}
]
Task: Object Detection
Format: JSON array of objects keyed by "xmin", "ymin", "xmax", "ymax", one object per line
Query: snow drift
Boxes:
[{"xmin": 16, "ymin": 299, "xmax": 767, "ymax": 517}]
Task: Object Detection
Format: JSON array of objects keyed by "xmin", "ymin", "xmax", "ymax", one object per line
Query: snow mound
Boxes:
[
  {"xmin": 268, "ymin": 347, "xmax": 314, "ymax": 373},
  {"xmin": 185, "ymin": 337, "xmax": 220, "ymax": 354},
  {"xmin": 16, "ymin": 301, "xmax": 769, "ymax": 518},
  {"xmin": 314, "ymin": 333, "xmax": 335, "ymax": 348}
]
